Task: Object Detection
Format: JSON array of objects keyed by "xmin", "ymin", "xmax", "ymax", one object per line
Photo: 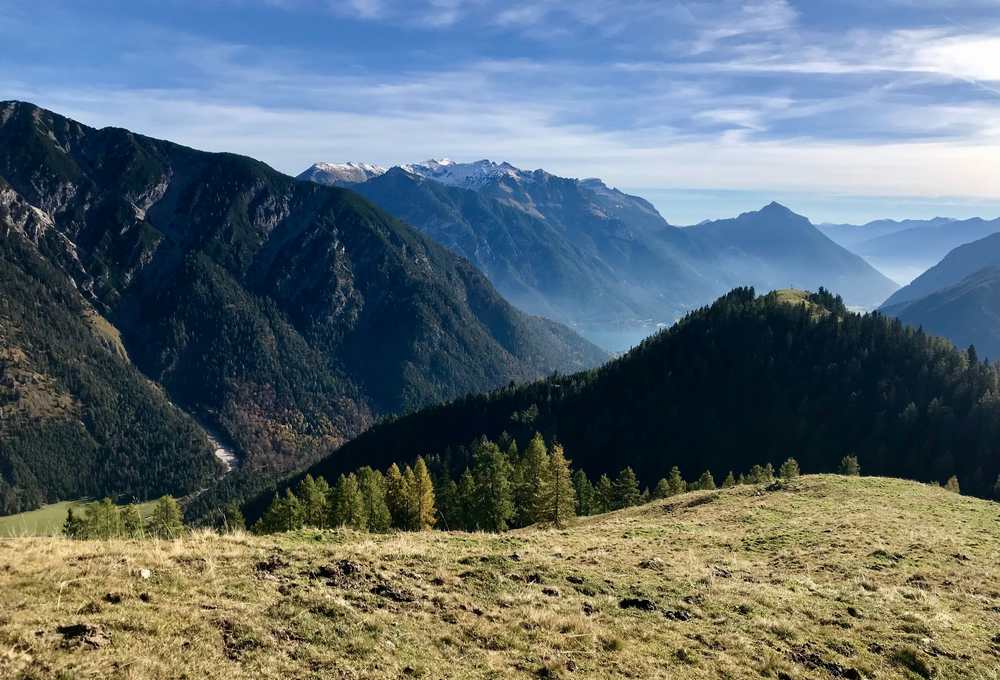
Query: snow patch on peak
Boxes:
[
  {"xmin": 400, "ymin": 159, "xmax": 531, "ymax": 189},
  {"xmin": 299, "ymin": 162, "xmax": 387, "ymax": 186}
]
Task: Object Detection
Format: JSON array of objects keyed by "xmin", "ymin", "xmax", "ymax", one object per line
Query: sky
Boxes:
[{"xmin": 2, "ymin": 0, "xmax": 1000, "ymax": 224}]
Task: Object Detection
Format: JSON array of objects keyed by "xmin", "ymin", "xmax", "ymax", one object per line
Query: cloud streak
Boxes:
[{"xmin": 0, "ymin": 0, "xmax": 998, "ymax": 222}]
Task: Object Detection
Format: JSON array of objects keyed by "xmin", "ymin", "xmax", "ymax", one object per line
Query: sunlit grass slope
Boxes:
[{"xmin": 2, "ymin": 476, "xmax": 998, "ymax": 679}]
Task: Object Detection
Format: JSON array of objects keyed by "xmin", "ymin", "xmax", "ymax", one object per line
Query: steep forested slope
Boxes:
[
  {"xmin": 0, "ymin": 102, "xmax": 604, "ymax": 512},
  {"xmin": 289, "ymin": 287, "xmax": 1000, "ymax": 502},
  {"xmin": 0, "ymin": 180, "xmax": 218, "ymax": 513}
]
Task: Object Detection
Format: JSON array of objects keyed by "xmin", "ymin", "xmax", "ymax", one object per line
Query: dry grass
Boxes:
[{"xmin": 2, "ymin": 475, "xmax": 999, "ymax": 679}]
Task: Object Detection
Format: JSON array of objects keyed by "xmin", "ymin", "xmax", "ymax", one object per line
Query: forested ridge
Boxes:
[
  {"xmin": 273, "ymin": 287, "xmax": 1000, "ymax": 508},
  {"xmin": 0, "ymin": 219, "xmax": 218, "ymax": 513}
]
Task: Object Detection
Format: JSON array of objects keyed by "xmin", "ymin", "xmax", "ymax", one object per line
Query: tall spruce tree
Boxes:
[
  {"xmin": 667, "ymin": 466, "xmax": 687, "ymax": 496},
  {"xmin": 653, "ymin": 478, "xmax": 671, "ymax": 499},
  {"xmin": 149, "ymin": 496, "xmax": 184, "ymax": 539},
  {"xmin": 595, "ymin": 474, "xmax": 614, "ymax": 513},
  {"xmin": 473, "ymin": 438, "xmax": 515, "ymax": 532},
  {"xmin": 298, "ymin": 474, "xmax": 331, "ymax": 528},
  {"xmin": 385, "ymin": 463, "xmax": 409, "ymax": 529},
  {"xmin": 613, "ymin": 467, "xmax": 642, "ymax": 509},
  {"xmin": 696, "ymin": 470, "xmax": 716, "ymax": 491},
  {"xmin": 63, "ymin": 507, "xmax": 85, "ymax": 538},
  {"xmin": 332, "ymin": 473, "xmax": 367, "ymax": 530},
  {"xmin": 722, "ymin": 471, "xmax": 736, "ymax": 488},
  {"xmin": 256, "ymin": 490, "xmax": 303, "ymax": 534},
  {"xmin": 413, "ymin": 457, "xmax": 437, "ymax": 531},
  {"xmin": 779, "ymin": 458, "xmax": 801, "ymax": 480},
  {"xmin": 358, "ymin": 467, "xmax": 391, "ymax": 533},
  {"xmin": 121, "ymin": 505, "xmax": 144, "ymax": 538},
  {"xmin": 401, "ymin": 465, "xmax": 419, "ymax": 531},
  {"xmin": 458, "ymin": 468, "xmax": 478, "ymax": 530},
  {"xmin": 519, "ymin": 433, "xmax": 550, "ymax": 525},
  {"xmin": 88, "ymin": 498, "xmax": 123, "ymax": 539},
  {"xmin": 222, "ymin": 502, "xmax": 246, "ymax": 533},
  {"xmin": 435, "ymin": 472, "xmax": 461, "ymax": 530},
  {"xmin": 572, "ymin": 469, "xmax": 595, "ymax": 515},
  {"xmin": 541, "ymin": 444, "xmax": 576, "ymax": 527}
]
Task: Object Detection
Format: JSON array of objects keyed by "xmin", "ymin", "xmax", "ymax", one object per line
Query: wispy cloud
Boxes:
[{"xmin": 2, "ymin": 0, "xmax": 999, "ymax": 221}]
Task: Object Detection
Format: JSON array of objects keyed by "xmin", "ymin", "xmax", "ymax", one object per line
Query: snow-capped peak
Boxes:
[
  {"xmin": 298, "ymin": 162, "xmax": 387, "ymax": 186},
  {"xmin": 400, "ymin": 159, "xmax": 529, "ymax": 189}
]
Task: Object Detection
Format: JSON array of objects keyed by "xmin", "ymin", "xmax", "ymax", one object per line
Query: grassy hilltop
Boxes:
[{"xmin": 2, "ymin": 475, "xmax": 999, "ymax": 679}]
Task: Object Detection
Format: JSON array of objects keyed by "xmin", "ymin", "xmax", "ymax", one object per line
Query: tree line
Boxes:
[
  {"xmin": 253, "ymin": 433, "xmax": 837, "ymax": 534},
  {"xmin": 63, "ymin": 496, "xmax": 196, "ymax": 540},
  {"xmin": 293, "ymin": 287, "xmax": 1000, "ymax": 502}
]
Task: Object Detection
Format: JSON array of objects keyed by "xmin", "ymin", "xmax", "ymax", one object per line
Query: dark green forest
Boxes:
[
  {"xmin": 267, "ymin": 287, "xmax": 1000, "ymax": 514},
  {"xmin": 0, "ymin": 228, "xmax": 219, "ymax": 514}
]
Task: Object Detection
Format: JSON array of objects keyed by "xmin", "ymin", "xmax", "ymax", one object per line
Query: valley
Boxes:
[{"xmin": 5, "ymin": 3, "xmax": 1000, "ymax": 678}]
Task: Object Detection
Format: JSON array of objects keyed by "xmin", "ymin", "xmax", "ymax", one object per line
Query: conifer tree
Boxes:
[
  {"xmin": 573, "ymin": 469, "xmax": 595, "ymax": 515},
  {"xmin": 298, "ymin": 474, "xmax": 331, "ymax": 528},
  {"xmin": 667, "ymin": 466, "xmax": 687, "ymax": 496},
  {"xmin": 993, "ymin": 474, "xmax": 1000, "ymax": 501},
  {"xmin": 473, "ymin": 439, "xmax": 515, "ymax": 532},
  {"xmin": 779, "ymin": 458, "xmax": 800, "ymax": 480},
  {"xmin": 256, "ymin": 491, "xmax": 302, "ymax": 534},
  {"xmin": 358, "ymin": 467, "xmax": 391, "ymax": 533},
  {"xmin": 519, "ymin": 433, "xmax": 550, "ymax": 525},
  {"xmin": 435, "ymin": 472, "xmax": 461, "ymax": 530},
  {"xmin": 149, "ymin": 496, "xmax": 184, "ymax": 539},
  {"xmin": 838, "ymin": 455, "xmax": 861, "ymax": 476},
  {"xmin": 595, "ymin": 474, "xmax": 614, "ymax": 513},
  {"xmin": 653, "ymin": 478, "xmax": 671, "ymax": 499},
  {"xmin": 945, "ymin": 475, "xmax": 961, "ymax": 494},
  {"xmin": 748, "ymin": 464, "xmax": 766, "ymax": 483},
  {"xmin": 764, "ymin": 463, "xmax": 775, "ymax": 482},
  {"xmin": 88, "ymin": 498, "xmax": 123, "ymax": 539},
  {"xmin": 63, "ymin": 507, "xmax": 85, "ymax": 538},
  {"xmin": 458, "ymin": 467, "xmax": 478, "ymax": 530},
  {"xmin": 222, "ymin": 502, "xmax": 246, "ymax": 533},
  {"xmin": 696, "ymin": 470, "xmax": 716, "ymax": 490},
  {"xmin": 401, "ymin": 465, "xmax": 419, "ymax": 530},
  {"xmin": 640, "ymin": 487, "xmax": 651, "ymax": 504},
  {"xmin": 723, "ymin": 471, "xmax": 736, "ymax": 488},
  {"xmin": 413, "ymin": 456, "xmax": 437, "ymax": 530},
  {"xmin": 385, "ymin": 463, "xmax": 409, "ymax": 529},
  {"xmin": 332, "ymin": 473, "xmax": 367, "ymax": 530},
  {"xmin": 613, "ymin": 467, "xmax": 641, "ymax": 509},
  {"xmin": 540, "ymin": 443, "xmax": 576, "ymax": 527},
  {"xmin": 121, "ymin": 505, "xmax": 144, "ymax": 538}
]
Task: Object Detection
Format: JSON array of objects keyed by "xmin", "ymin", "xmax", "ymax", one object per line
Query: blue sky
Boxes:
[{"xmin": 2, "ymin": 0, "xmax": 1000, "ymax": 224}]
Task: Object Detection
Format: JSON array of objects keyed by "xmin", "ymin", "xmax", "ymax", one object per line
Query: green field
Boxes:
[{"xmin": 0, "ymin": 499, "xmax": 157, "ymax": 537}]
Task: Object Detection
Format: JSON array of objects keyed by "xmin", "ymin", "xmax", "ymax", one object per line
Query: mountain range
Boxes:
[
  {"xmin": 302, "ymin": 161, "xmax": 898, "ymax": 349},
  {"xmin": 0, "ymin": 102, "xmax": 604, "ymax": 513},
  {"xmin": 878, "ymin": 232, "xmax": 1000, "ymax": 359},
  {"xmin": 820, "ymin": 216, "xmax": 1000, "ymax": 285}
]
